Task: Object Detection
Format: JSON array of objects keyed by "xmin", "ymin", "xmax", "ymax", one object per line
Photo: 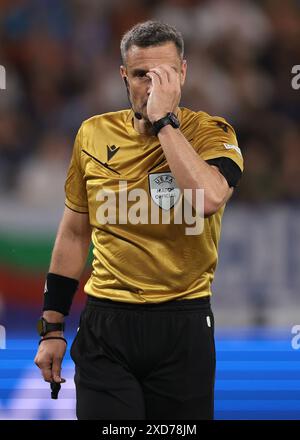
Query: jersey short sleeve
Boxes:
[
  {"xmin": 64, "ymin": 124, "xmax": 89, "ymax": 213},
  {"xmin": 195, "ymin": 114, "xmax": 244, "ymax": 173}
]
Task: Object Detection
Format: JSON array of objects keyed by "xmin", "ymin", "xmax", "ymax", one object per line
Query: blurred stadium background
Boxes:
[{"xmin": 0, "ymin": 0, "xmax": 300, "ymax": 420}]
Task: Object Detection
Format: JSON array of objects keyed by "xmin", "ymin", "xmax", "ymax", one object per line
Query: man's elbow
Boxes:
[
  {"xmin": 203, "ymin": 199, "xmax": 223, "ymax": 217},
  {"xmin": 203, "ymin": 205, "xmax": 222, "ymax": 217},
  {"xmin": 202, "ymin": 188, "xmax": 233, "ymax": 217}
]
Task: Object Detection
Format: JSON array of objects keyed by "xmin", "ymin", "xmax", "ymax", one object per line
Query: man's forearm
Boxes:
[
  {"xmin": 157, "ymin": 125, "xmax": 231, "ymax": 215},
  {"xmin": 43, "ymin": 222, "xmax": 91, "ymax": 322},
  {"xmin": 49, "ymin": 227, "xmax": 91, "ymax": 279},
  {"xmin": 42, "ymin": 310, "xmax": 65, "ymax": 324}
]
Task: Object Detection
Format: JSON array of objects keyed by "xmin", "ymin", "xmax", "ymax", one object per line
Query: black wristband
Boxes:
[
  {"xmin": 39, "ymin": 336, "xmax": 67, "ymax": 345},
  {"xmin": 43, "ymin": 273, "xmax": 79, "ymax": 316}
]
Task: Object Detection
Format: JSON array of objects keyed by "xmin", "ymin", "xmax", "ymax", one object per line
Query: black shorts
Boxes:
[{"xmin": 70, "ymin": 295, "xmax": 216, "ymax": 420}]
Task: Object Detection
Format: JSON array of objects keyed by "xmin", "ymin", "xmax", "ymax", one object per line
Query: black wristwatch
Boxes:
[
  {"xmin": 152, "ymin": 112, "xmax": 180, "ymax": 136},
  {"xmin": 37, "ymin": 317, "xmax": 65, "ymax": 337}
]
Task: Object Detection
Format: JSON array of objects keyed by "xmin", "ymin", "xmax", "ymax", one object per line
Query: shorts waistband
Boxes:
[{"xmin": 86, "ymin": 295, "xmax": 211, "ymax": 311}]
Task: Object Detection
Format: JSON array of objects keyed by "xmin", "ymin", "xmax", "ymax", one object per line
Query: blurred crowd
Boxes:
[{"xmin": 0, "ymin": 0, "xmax": 300, "ymax": 206}]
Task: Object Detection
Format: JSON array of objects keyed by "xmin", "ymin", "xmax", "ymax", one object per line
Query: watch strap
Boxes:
[
  {"xmin": 37, "ymin": 317, "xmax": 65, "ymax": 336},
  {"xmin": 45, "ymin": 322, "xmax": 65, "ymax": 333},
  {"xmin": 152, "ymin": 113, "xmax": 179, "ymax": 136}
]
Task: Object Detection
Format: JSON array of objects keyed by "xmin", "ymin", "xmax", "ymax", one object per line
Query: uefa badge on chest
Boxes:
[{"xmin": 148, "ymin": 172, "xmax": 181, "ymax": 210}]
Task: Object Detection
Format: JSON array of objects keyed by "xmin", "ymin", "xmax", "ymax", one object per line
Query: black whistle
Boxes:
[{"xmin": 50, "ymin": 382, "xmax": 61, "ymax": 399}]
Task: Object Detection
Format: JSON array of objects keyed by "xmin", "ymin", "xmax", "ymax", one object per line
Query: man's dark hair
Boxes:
[{"xmin": 120, "ymin": 20, "xmax": 184, "ymax": 64}]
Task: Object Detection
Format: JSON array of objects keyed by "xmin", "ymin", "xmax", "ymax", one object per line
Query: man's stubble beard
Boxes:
[
  {"xmin": 141, "ymin": 117, "xmax": 154, "ymax": 135},
  {"xmin": 136, "ymin": 103, "xmax": 153, "ymax": 129}
]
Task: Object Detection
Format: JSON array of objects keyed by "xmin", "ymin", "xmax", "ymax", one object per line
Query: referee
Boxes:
[{"xmin": 34, "ymin": 20, "xmax": 243, "ymax": 420}]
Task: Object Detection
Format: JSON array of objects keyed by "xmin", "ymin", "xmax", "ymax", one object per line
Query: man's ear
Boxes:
[
  {"xmin": 120, "ymin": 65, "xmax": 127, "ymax": 81},
  {"xmin": 180, "ymin": 60, "xmax": 187, "ymax": 87}
]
